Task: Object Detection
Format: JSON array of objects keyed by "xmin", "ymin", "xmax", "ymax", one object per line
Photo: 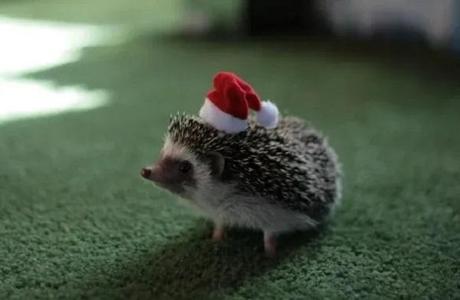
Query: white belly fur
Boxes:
[{"xmin": 184, "ymin": 182, "xmax": 318, "ymax": 234}]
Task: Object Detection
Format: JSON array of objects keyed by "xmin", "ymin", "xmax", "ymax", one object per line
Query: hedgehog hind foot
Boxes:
[
  {"xmin": 212, "ymin": 224, "xmax": 225, "ymax": 241},
  {"xmin": 263, "ymin": 231, "xmax": 277, "ymax": 257}
]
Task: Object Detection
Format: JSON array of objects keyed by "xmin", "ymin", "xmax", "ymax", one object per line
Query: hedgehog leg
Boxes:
[
  {"xmin": 212, "ymin": 224, "xmax": 225, "ymax": 241},
  {"xmin": 263, "ymin": 231, "xmax": 277, "ymax": 257}
]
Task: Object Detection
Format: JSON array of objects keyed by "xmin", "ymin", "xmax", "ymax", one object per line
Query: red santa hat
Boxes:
[{"xmin": 199, "ymin": 72, "xmax": 279, "ymax": 133}]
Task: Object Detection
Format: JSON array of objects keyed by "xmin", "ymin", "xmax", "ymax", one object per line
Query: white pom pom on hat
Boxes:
[
  {"xmin": 199, "ymin": 71, "xmax": 280, "ymax": 134},
  {"xmin": 257, "ymin": 100, "xmax": 279, "ymax": 128}
]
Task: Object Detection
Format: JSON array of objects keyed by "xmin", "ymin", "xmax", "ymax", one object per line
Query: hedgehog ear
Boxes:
[{"xmin": 206, "ymin": 152, "xmax": 225, "ymax": 177}]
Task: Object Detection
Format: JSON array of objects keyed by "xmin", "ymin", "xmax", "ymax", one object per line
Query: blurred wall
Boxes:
[
  {"xmin": 322, "ymin": 0, "xmax": 459, "ymax": 50},
  {"xmin": 182, "ymin": 0, "xmax": 460, "ymax": 54}
]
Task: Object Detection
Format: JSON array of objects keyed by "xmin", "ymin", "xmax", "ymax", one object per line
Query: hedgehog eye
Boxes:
[{"xmin": 178, "ymin": 160, "xmax": 192, "ymax": 174}]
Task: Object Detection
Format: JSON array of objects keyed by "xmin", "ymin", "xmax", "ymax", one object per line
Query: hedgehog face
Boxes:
[
  {"xmin": 141, "ymin": 136, "xmax": 225, "ymax": 200},
  {"xmin": 141, "ymin": 138, "xmax": 196, "ymax": 195},
  {"xmin": 141, "ymin": 156, "xmax": 195, "ymax": 195}
]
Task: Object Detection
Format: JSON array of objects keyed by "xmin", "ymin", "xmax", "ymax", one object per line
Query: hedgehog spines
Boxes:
[{"xmin": 167, "ymin": 113, "xmax": 340, "ymax": 222}]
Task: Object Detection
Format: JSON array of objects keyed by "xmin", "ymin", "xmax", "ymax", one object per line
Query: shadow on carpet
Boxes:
[{"xmin": 87, "ymin": 223, "xmax": 323, "ymax": 299}]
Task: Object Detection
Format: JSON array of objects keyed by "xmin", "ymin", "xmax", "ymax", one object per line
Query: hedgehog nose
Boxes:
[{"xmin": 141, "ymin": 167, "xmax": 152, "ymax": 179}]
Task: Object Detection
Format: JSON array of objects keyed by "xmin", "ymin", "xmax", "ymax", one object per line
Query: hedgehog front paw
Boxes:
[
  {"xmin": 264, "ymin": 232, "xmax": 277, "ymax": 257},
  {"xmin": 212, "ymin": 225, "xmax": 225, "ymax": 241}
]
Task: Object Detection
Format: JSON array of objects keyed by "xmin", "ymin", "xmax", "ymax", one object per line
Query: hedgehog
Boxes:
[{"xmin": 141, "ymin": 72, "xmax": 341, "ymax": 256}]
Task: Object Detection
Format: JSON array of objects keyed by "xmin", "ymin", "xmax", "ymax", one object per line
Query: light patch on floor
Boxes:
[
  {"xmin": 0, "ymin": 79, "xmax": 108, "ymax": 123},
  {"xmin": 0, "ymin": 16, "xmax": 117, "ymax": 124}
]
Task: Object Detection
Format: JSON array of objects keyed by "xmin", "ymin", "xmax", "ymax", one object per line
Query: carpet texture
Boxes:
[{"xmin": 1, "ymin": 1, "xmax": 460, "ymax": 299}]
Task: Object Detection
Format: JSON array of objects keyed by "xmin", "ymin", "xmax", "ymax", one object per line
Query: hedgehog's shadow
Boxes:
[{"xmin": 114, "ymin": 222, "xmax": 324, "ymax": 299}]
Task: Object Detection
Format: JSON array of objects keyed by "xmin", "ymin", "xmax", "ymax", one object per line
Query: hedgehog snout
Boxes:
[
  {"xmin": 141, "ymin": 165, "xmax": 163, "ymax": 183},
  {"xmin": 140, "ymin": 167, "xmax": 152, "ymax": 179}
]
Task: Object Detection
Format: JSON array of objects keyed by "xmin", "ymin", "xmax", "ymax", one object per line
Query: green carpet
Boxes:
[{"xmin": 1, "ymin": 1, "xmax": 460, "ymax": 299}]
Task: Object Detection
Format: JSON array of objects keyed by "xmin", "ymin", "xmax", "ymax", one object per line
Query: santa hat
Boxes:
[{"xmin": 199, "ymin": 72, "xmax": 279, "ymax": 134}]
